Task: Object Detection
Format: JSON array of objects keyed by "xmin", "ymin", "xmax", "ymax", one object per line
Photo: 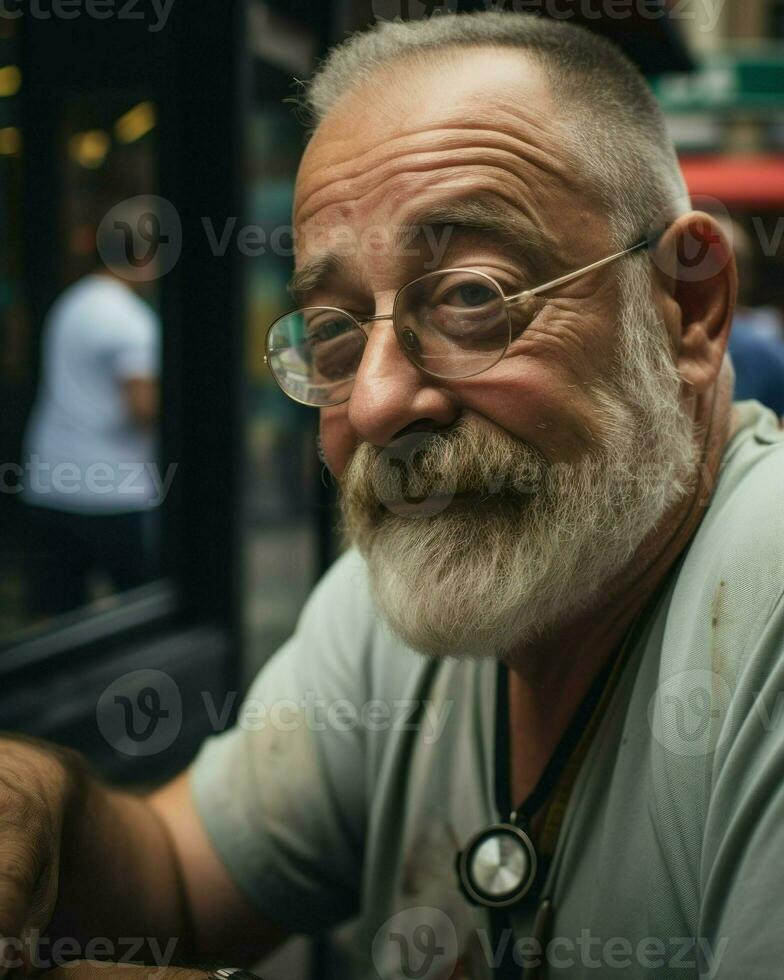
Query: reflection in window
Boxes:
[
  {"xmin": 20, "ymin": 257, "xmax": 161, "ymax": 616},
  {"xmin": 0, "ymin": 74, "xmax": 163, "ymax": 641}
]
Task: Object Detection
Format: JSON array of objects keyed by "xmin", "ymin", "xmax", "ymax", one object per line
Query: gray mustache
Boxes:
[{"xmin": 366, "ymin": 429, "xmax": 546, "ymax": 504}]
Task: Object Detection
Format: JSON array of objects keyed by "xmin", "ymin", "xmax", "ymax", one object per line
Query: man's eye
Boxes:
[
  {"xmin": 307, "ymin": 319, "xmax": 349, "ymax": 343},
  {"xmin": 312, "ymin": 330, "xmax": 364, "ymax": 381},
  {"xmin": 441, "ymin": 282, "xmax": 498, "ymax": 308}
]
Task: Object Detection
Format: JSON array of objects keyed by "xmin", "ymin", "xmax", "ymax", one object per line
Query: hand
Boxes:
[{"xmin": 0, "ymin": 737, "xmax": 78, "ymax": 977}]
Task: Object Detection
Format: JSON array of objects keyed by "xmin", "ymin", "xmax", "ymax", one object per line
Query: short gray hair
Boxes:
[{"xmin": 299, "ymin": 11, "xmax": 689, "ymax": 248}]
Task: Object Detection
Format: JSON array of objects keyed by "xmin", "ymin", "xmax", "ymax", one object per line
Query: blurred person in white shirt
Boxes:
[{"xmin": 21, "ymin": 208, "xmax": 162, "ymax": 617}]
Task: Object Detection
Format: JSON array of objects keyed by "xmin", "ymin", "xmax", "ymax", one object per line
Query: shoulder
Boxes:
[
  {"xmin": 279, "ymin": 547, "xmax": 433, "ymax": 702},
  {"xmin": 50, "ymin": 277, "xmax": 156, "ymax": 340},
  {"xmin": 663, "ymin": 403, "xmax": 784, "ymax": 694},
  {"xmin": 636, "ymin": 408, "xmax": 784, "ymax": 923},
  {"xmin": 294, "ymin": 547, "xmax": 377, "ymax": 665},
  {"xmin": 85, "ymin": 277, "xmax": 158, "ymax": 334},
  {"xmin": 686, "ymin": 403, "xmax": 784, "ymax": 597}
]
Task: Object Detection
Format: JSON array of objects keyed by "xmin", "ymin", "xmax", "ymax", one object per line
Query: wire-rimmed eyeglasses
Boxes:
[{"xmin": 264, "ymin": 237, "xmax": 651, "ymax": 407}]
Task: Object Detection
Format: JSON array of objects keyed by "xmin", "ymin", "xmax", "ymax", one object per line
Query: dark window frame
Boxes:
[{"xmin": 0, "ymin": 1, "xmax": 249, "ymax": 778}]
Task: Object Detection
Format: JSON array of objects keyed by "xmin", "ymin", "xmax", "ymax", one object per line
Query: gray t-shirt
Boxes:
[{"xmin": 191, "ymin": 400, "xmax": 784, "ymax": 979}]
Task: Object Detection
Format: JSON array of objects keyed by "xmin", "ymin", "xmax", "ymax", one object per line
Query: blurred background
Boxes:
[{"xmin": 0, "ymin": 0, "xmax": 782, "ymax": 785}]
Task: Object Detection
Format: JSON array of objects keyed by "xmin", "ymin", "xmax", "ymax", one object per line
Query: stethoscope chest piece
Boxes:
[{"xmin": 456, "ymin": 822, "xmax": 538, "ymax": 909}]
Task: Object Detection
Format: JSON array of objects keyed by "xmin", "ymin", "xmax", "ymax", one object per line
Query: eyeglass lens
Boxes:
[{"xmin": 266, "ymin": 270, "xmax": 523, "ymax": 406}]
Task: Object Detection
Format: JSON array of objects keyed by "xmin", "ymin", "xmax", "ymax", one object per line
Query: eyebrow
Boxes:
[
  {"xmin": 288, "ymin": 252, "xmax": 341, "ymax": 306},
  {"xmin": 288, "ymin": 194, "xmax": 554, "ymax": 306}
]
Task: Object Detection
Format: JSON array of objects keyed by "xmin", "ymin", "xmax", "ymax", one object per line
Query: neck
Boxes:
[{"xmin": 505, "ymin": 375, "xmax": 735, "ymax": 806}]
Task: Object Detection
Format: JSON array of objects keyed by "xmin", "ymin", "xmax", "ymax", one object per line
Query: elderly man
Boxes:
[{"xmin": 2, "ymin": 11, "xmax": 783, "ymax": 980}]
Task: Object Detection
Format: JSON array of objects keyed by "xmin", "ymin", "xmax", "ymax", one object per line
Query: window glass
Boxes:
[
  {"xmin": 243, "ymin": 100, "xmax": 321, "ymax": 682},
  {"xmin": 0, "ymin": 27, "xmax": 165, "ymax": 642},
  {"xmin": 0, "ymin": 16, "xmax": 25, "ymax": 635}
]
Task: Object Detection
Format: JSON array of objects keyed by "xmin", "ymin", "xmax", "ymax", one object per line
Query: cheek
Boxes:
[
  {"xmin": 458, "ymin": 360, "xmax": 607, "ymax": 462},
  {"xmin": 320, "ymin": 408, "xmax": 356, "ymax": 478},
  {"xmin": 318, "ymin": 311, "xmax": 617, "ymax": 473}
]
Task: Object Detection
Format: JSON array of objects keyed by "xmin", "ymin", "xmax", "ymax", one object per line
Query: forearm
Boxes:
[
  {"xmin": 42, "ymin": 746, "xmax": 194, "ymax": 967},
  {"xmin": 45, "ymin": 962, "xmax": 208, "ymax": 980},
  {"xmin": 0, "ymin": 733, "xmax": 277, "ymax": 973}
]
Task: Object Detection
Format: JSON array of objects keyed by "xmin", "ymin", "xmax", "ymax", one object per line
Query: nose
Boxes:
[{"xmin": 347, "ymin": 306, "xmax": 460, "ymax": 446}]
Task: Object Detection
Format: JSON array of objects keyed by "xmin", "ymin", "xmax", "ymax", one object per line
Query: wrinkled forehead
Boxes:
[{"xmin": 291, "ymin": 48, "xmax": 609, "ymax": 288}]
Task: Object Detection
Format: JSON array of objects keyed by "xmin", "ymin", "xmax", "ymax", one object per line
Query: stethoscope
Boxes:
[
  {"xmin": 453, "ymin": 641, "xmax": 639, "ymax": 980},
  {"xmin": 456, "ymin": 815, "xmax": 538, "ymax": 910},
  {"xmin": 453, "ymin": 568, "xmax": 682, "ymax": 980},
  {"xmin": 454, "ymin": 396, "xmax": 719, "ymax": 976},
  {"xmin": 455, "ymin": 647, "xmax": 618, "ymax": 912}
]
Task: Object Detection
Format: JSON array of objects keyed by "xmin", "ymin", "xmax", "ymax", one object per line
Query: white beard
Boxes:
[{"xmin": 338, "ymin": 261, "xmax": 699, "ymax": 660}]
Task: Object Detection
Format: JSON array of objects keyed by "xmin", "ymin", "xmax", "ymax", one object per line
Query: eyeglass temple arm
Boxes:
[{"xmin": 506, "ymin": 237, "xmax": 653, "ymax": 305}]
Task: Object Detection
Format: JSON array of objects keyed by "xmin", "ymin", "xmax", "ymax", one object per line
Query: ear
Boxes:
[{"xmin": 651, "ymin": 211, "xmax": 737, "ymax": 394}]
